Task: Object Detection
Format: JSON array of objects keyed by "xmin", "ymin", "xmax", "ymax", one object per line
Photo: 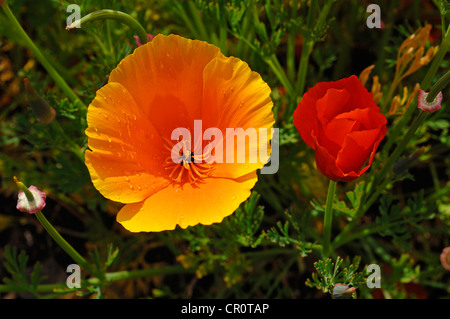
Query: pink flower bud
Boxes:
[
  {"xmin": 133, "ymin": 33, "xmax": 155, "ymax": 47},
  {"xmin": 15, "ymin": 180, "xmax": 47, "ymax": 215},
  {"xmin": 417, "ymin": 89, "xmax": 443, "ymax": 113},
  {"xmin": 332, "ymin": 283, "xmax": 356, "ymax": 298},
  {"xmin": 440, "ymin": 247, "xmax": 450, "ymax": 271}
]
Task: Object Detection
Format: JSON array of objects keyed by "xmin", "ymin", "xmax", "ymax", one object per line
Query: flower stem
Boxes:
[
  {"xmin": 0, "ymin": 265, "xmax": 194, "ymax": 295},
  {"xmin": 66, "ymin": 9, "xmax": 149, "ymax": 46},
  {"xmin": 323, "ymin": 180, "xmax": 337, "ymax": 257},
  {"xmin": 34, "ymin": 211, "xmax": 93, "ymax": 274},
  {"xmin": 426, "ymin": 68, "xmax": 450, "ymax": 102},
  {"xmin": 2, "ymin": 2, "xmax": 84, "ymax": 107},
  {"xmin": 421, "ymin": 23, "xmax": 450, "ymax": 91}
]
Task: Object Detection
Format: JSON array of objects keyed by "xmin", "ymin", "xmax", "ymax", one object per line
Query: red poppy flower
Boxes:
[{"xmin": 293, "ymin": 75, "xmax": 387, "ymax": 182}]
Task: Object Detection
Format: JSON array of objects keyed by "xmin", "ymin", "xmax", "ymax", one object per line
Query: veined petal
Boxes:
[
  {"xmin": 86, "ymin": 152, "xmax": 170, "ymax": 203},
  {"xmin": 85, "ymin": 82, "xmax": 170, "ymax": 203},
  {"xmin": 116, "ymin": 172, "xmax": 258, "ymax": 232},
  {"xmin": 109, "ymin": 34, "xmax": 224, "ymax": 136},
  {"xmin": 201, "ymin": 56, "xmax": 274, "ymax": 179}
]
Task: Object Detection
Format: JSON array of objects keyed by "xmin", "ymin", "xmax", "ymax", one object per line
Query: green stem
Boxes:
[
  {"xmin": 188, "ymin": 1, "xmax": 208, "ymax": 41},
  {"xmin": 421, "ymin": 23, "xmax": 450, "ymax": 91},
  {"xmin": 295, "ymin": 39, "xmax": 314, "ymax": 97},
  {"xmin": 295, "ymin": 0, "xmax": 335, "ymax": 98},
  {"xmin": 323, "ymin": 180, "xmax": 337, "ymax": 257},
  {"xmin": 35, "ymin": 211, "xmax": 93, "ymax": 274},
  {"xmin": 0, "ymin": 265, "xmax": 194, "ymax": 294},
  {"xmin": 426, "ymin": 68, "xmax": 450, "ymax": 102},
  {"xmin": 286, "ymin": 0, "xmax": 298, "ymax": 83},
  {"xmin": 266, "ymin": 54, "xmax": 296, "ymax": 99},
  {"xmin": 67, "ymin": 9, "xmax": 149, "ymax": 46},
  {"xmin": 2, "ymin": 2, "xmax": 84, "ymax": 107}
]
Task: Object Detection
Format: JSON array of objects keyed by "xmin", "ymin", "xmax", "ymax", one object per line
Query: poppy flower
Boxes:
[
  {"xmin": 293, "ymin": 75, "xmax": 387, "ymax": 182},
  {"xmin": 85, "ymin": 34, "xmax": 274, "ymax": 232}
]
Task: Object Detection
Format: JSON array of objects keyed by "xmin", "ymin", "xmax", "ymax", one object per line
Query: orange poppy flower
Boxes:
[{"xmin": 85, "ymin": 34, "xmax": 274, "ymax": 232}]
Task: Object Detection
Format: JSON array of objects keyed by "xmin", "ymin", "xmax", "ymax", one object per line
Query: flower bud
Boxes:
[
  {"xmin": 133, "ymin": 33, "xmax": 155, "ymax": 47},
  {"xmin": 417, "ymin": 89, "xmax": 443, "ymax": 113},
  {"xmin": 440, "ymin": 247, "xmax": 450, "ymax": 271},
  {"xmin": 23, "ymin": 78, "xmax": 56, "ymax": 124},
  {"xmin": 332, "ymin": 283, "xmax": 356, "ymax": 299},
  {"xmin": 14, "ymin": 176, "xmax": 47, "ymax": 214}
]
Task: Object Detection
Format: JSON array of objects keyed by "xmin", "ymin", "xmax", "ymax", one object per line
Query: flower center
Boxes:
[{"xmin": 163, "ymin": 138, "xmax": 214, "ymax": 185}]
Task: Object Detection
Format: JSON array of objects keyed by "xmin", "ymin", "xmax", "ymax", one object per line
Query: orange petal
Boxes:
[
  {"xmin": 201, "ymin": 57, "xmax": 274, "ymax": 179},
  {"xmin": 116, "ymin": 172, "xmax": 258, "ymax": 232},
  {"xmin": 109, "ymin": 34, "xmax": 224, "ymax": 137},
  {"xmin": 85, "ymin": 82, "xmax": 170, "ymax": 203}
]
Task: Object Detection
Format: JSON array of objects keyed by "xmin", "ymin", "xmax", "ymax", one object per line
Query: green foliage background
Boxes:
[{"xmin": 0, "ymin": 0, "xmax": 449, "ymax": 299}]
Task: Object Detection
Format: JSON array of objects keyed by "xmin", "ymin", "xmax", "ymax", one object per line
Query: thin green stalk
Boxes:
[
  {"xmin": 421, "ymin": 24, "xmax": 450, "ymax": 91},
  {"xmin": 0, "ymin": 265, "xmax": 194, "ymax": 294},
  {"xmin": 427, "ymin": 68, "xmax": 450, "ymax": 101},
  {"xmin": 2, "ymin": 2, "xmax": 84, "ymax": 107},
  {"xmin": 380, "ymin": 95, "xmax": 417, "ymax": 155},
  {"xmin": 35, "ymin": 211, "xmax": 93, "ymax": 274},
  {"xmin": 287, "ymin": 31, "xmax": 296, "ymax": 83},
  {"xmin": 286, "ymin": 0, "xmax": 298, "ymax": 83},
  {"xmin": 295, "ymin": 0, "xmax": 335, "ymax": 98},
  {"xmin": 188, "ymin": 1, "xmax": 209, "ymax": 41},
  {"xmin": 295, "ymin": 39, "xmax": 314, "ymax": 97},
  {"xmin": 171, "ymin": 1, "xmax": 201, "ymax": 39},
  {"xmin": 219, "ymin": 19, "xmax": 228, "ymax": 56},
  {"xmin": 294, "ymin": 0, "xmax": 317, "ymax": 96},
  {"xmin": 267, "ymin": 54, "xmax": 296, "ymax": 99},
  {"xmin": 323, "ymin": 180, "xmax": 337, "ymax": 257},
  {"xmin": 66, "ymin": 9, "xmax": 149, "ymax": 46}
]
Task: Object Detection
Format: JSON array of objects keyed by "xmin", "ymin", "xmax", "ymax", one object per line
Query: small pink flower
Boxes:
[
  {"xmin": 417, "ymin": 89, "xmax": 443, "ymax": 113},
  {"xmin": 16, "ymin": 185, "xmax": 47, "ymax": 214},
  {"xmin": 133, "ymin": 33, "xmax": 155, "ymax": 47},
  {"xmin": 332, "ymin": 283, "xmax": 356, "ymax": 298},
  {"xmin": 440, "ymin": 247, "xmax": 450, "ymax": 271}
]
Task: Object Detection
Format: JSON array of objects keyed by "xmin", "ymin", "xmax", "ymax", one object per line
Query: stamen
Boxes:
[{"xmin": 163, "ymin": 138, "xmax": 214, "ymax": 185}]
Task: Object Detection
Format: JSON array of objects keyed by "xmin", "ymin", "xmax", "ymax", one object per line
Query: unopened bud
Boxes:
[
  {"xmin": 332, "ymin": 283, "xmax": 356, "ymax": 299},
  {"xmin": 23, "ymin": 78, "xmax": 56, "ymax": 124},
  {"xmin": 440, "ymin": 247, "xmax": 450, "ymax": 271},
  {"xmin": 133, "ymin": 33, "xmax": 155, "ymax": 47},
  {"xmin": 417, "ymin": 89, "xmax": 443, "ymax": 113},
  {"xmin": 14, "ymin": 176, "xmax": 47, "ymax": 214}
]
